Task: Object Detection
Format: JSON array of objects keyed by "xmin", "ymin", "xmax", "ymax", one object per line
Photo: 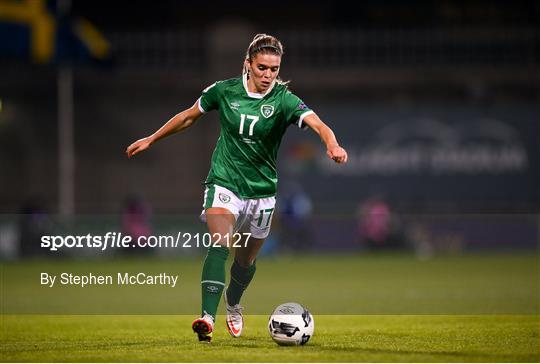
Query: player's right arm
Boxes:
[{"xmin": 126, "ymin": 100, "xmax": 204, "ymax": 158}]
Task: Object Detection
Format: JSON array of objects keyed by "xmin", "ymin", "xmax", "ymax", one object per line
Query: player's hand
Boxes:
[
  {"xmin": 126, "ymin": 137, "xmax": 152, "ymax": 158},
  {"xmin": 327, "ymin": 145, "xmax": 348, "ymax": 164}
]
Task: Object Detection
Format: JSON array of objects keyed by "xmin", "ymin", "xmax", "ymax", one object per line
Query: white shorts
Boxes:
[{"xmin": 200, "ymin": 184, "xmax": 276, "ymax": 239}]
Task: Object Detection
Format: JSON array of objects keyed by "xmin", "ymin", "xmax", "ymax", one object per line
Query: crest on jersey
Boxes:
[
  {"xmin": 261, "ymin": 104, "xmax": 275, "ymax": 118},
  {"xmin": 219, "ymin": 193, "xmax": 231, "ymax": 203}
]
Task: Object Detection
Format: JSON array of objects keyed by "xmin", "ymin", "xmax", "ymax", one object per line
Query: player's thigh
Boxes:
[
  {"xmin": 232, "ymin": 196, "xmax": 276, "ymax": 266},
  {"xmin": 248, "ymin": 196, "xmax": 276, "ymax": 240},
  {"xmin": 234, "ymin": 236, "xmax": 265, "ymax": 267},
  {"xmin": 205, "ymin": 207, "xmax": 236, "ymax": 242},
  {"xmin": 201, "ymin": 184, "xmax": 243, "ymax": 246}
]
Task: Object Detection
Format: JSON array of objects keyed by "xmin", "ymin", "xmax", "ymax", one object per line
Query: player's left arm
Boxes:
[{"xmin": 302, "ymin": 113, "xmax": 348, "ymax": 164}]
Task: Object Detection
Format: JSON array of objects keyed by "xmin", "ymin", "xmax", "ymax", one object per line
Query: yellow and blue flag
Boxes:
[{"xmin": 0, "ymin": 0, "xmax": 111, "ymax": 64}]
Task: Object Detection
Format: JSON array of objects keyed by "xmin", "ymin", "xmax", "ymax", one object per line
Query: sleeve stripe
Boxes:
[
  {"xmin": 203, "ymin": 82, "xmax": 217, "ymax": 93},
  {"xmin": 297, "ymin": 110, "xmax": 314, "ymax": 128},
  {"xmin": 197, "ymin": 97, "xmax": 206, "ymax": 113}
]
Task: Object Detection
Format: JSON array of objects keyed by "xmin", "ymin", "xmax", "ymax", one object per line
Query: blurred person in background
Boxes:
[
  {"xmin": 121, "ymin": 194, "xmax": 152, "ymax": 255},
  {"xmin": 278, "ymin": 182, "xmax": 313, "ymax": 252},
  {"xmin": 18, "ymin": 197, "xmax": 51, "ymax": 258},
  {"xmin": 126, "ymin": 33, "xmax": 348, "ymax": 343},
  {"xmin": 356, "ymin": 195, "xmax": 405, "ymax": 251}
]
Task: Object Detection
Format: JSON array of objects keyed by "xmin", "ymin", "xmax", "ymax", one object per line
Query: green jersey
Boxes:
[{"xmin": 198, "ymin": 74, "xmax": 313, "ymax": 199}]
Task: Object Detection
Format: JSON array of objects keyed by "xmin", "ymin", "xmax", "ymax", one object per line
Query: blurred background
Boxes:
[{"xmin": 0, "ymin": 0, "xmax": 538, "ymax": 314}]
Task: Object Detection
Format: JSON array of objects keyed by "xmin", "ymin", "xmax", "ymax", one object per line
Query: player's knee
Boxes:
[
  {"xmin": 212, "ymin": 239, "xmax": 230, "ymax": 248},
  {"xmin": 206, "ymin": 245, "xmax": 230, "ymax": 262},
  {"xmin": 235, "ymin": 256, "xmax": 256, "ymax": 268},
  {"xmin": 209, "ymin": 230, "xmax": 234, "ymax": 247}
]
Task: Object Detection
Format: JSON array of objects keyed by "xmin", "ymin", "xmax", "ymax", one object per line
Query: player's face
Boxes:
[{"xmin": 245, "ymin": 53, "xmax": 281, "ymax": 93}]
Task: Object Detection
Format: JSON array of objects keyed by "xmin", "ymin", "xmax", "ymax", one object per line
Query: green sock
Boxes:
[
  {"xmin": 201, "ymin": 246, "xmax": 229, "ymax": 320},
  {"xmin": 226, "ymin": 259, "xmax": 256, "ymax": 306}
]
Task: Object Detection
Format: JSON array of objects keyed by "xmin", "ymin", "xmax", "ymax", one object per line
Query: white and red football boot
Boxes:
[{"xmin": 224, "ymin": 290, "xmax": 244, "ymax": 338}]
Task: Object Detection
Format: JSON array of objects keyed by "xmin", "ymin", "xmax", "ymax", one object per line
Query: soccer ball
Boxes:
[{"xmin": 268, "ymin": 302, "xmax": 314, "ymax": 346}]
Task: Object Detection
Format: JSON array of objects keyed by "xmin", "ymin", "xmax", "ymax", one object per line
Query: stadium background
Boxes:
[
  {"xmin": 1, "ymin": 0, "xmax": 538, "ymax": 252},
  {"xmin": 0, "ymin": 1, "xmax": 539, "ymax": 361}
]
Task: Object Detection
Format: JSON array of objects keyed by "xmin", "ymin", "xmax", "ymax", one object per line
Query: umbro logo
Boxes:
[
  {"xmin": 279, "ymin": 306, "xmax": 295, "ymax": 314},
  {"xmin": 230, "ymin": 102, "xmax": 240, "ymax": 110}
]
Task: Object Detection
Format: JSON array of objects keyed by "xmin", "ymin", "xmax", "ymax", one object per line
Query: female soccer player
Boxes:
[{"xmin": 126, "ymin": 34, "xmax": 348, "ymax": 343}]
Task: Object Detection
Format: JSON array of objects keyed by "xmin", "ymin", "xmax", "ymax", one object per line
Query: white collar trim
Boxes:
[{"xmin": 242, "ymin": 72, "xmax": 275, "ymax": 99}]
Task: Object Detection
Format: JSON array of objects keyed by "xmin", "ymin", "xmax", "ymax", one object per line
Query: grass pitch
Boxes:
[
  {"xmin": 1, "ymin": 314, "xmax": 539, "ymax": 362},
  {"xmin": 1, "ymin": 252, "xmax": 539, "ymax": 361}
]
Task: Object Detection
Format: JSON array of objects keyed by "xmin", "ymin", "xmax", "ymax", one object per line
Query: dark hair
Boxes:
[{"xmin": 243, "ymin": 34, "xmax": 288, "ymax": 85}]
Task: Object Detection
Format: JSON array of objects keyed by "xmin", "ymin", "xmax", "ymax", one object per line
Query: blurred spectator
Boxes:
[
  {"xmin": 407, "ymin": 223, "xmax": 434, "ymax": 260},
  {"xmin": 278, "ymin": 183, "xmax": 313, "ymax": 252},
  {"xmin": 18, "ymin": 198, "xmax": 51, "ymax": 257},
  {"xmin": 356, "ymin": 195, "xmax": 405, "ymax": 250},
  {"xmin": 121, "ymin": 194, "xmax": 152, "ymax": 254}
]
